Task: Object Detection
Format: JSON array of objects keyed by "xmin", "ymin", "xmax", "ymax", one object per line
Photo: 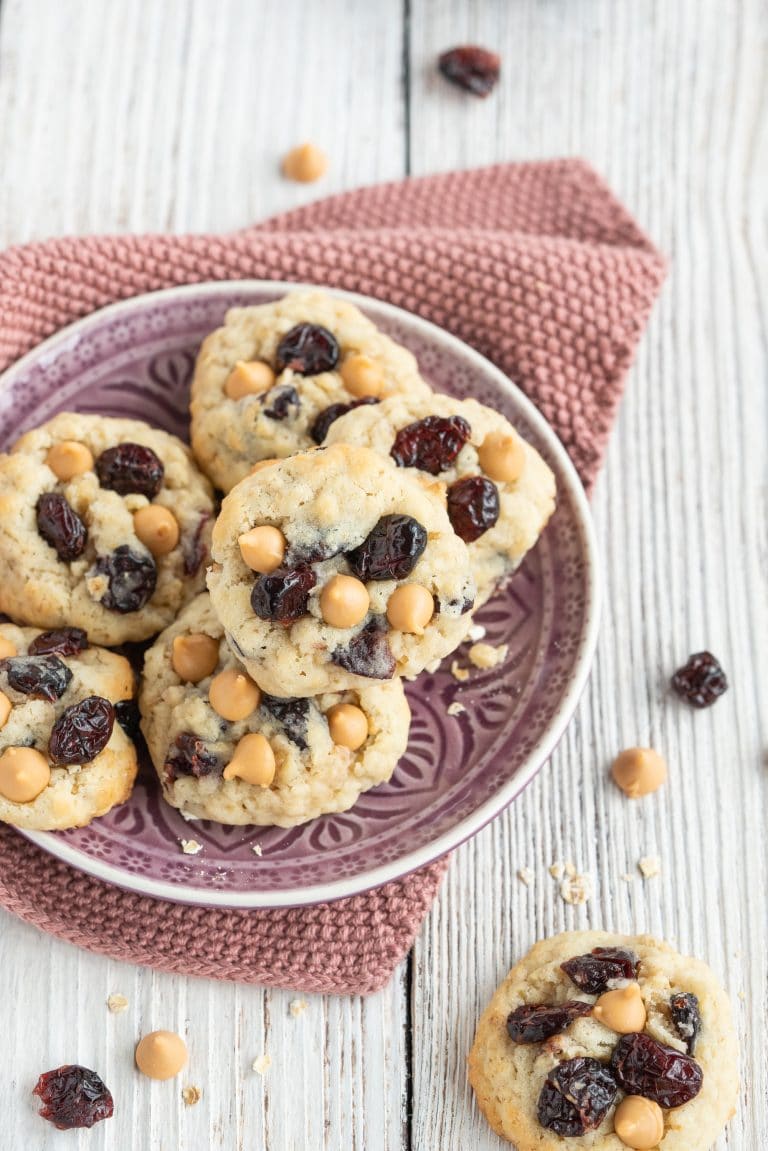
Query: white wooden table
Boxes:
[{"xmin": 0, "ymin": 1, "xmax": 765, "ymax": 1147}]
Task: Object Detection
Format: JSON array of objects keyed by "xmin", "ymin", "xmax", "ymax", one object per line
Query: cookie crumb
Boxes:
[
  {"xmin": 517, "ymin": 867, "xmax": 534, "ymax": 887},
  {"xmin": 182, "ymin": 1085, "xmax": 202, "ymax": 1106},
  {"xmin": 620, "ymin": 872, "xmax": 635, "ymax": 883},
  {"xmin": 178, "ymin": 809, "xmax": 200, "ymax": 822},
  {"xmin": 252, "ymin": 1054, "xmax": 271, "ymax": 1075},
  {"xmin": 468, "ymin": 623, "xmax": 487, "ymax": 642},
  {"xmin": 560, "ymin": 872, "xmax": 592, "ymax": 905},
  {"xmin": 289, "ymin": 999, "xmax": 309, "ymax": 1018},
  {"xmin": 548, "ymin": 861, "xmax": 564, "ymax": 880},
  {"xmin": 638, "ymin": 855, "xmax": 662, "ymax": 879},
  {"xmin": 447, "ymin": 701, "xmax": 466, "ymax": 717},
  {"xmin": 180, "ymin": 839, "xmax": 203, "ymax": 855},
  {"xmin": 563, "ymin": 860, "xmax": 577, "ymax": 878},
  {"xmin": 451, "ymin": 660, "xmax": 470, "ymax": 682},
  {"xmin": 251, "ymin": 843, "xmax": 263, "ymax": 857},
  {"xmin": 468, "ymin": 641, "xmax": 508, "ymax": 670},
  {"xmin": 106, "ymin": 993, "xmax": 128, "ymax": 1014}
]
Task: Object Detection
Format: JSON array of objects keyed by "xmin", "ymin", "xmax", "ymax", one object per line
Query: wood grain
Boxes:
[
  {"xmin": 0, "ymin": 0, "xmax": 765, "ymax": 1148},
  {"xmin": 410, "ymin": 1, "xmax": 767, "ymax": 1149}
]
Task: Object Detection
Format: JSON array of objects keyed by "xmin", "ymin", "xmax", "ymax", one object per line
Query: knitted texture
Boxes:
[{"xmin": 0, "ymin": 160, "xmax": 665, "ymax": 994}]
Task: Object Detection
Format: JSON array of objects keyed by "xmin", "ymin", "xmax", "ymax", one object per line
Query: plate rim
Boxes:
[{"xmin": 5, "ymin": 279, "xmax": 602, "ymax": 908}]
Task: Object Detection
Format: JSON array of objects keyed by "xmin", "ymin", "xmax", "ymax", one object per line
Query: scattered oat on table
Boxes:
[
  {"xmin": 182, "ymin": 1085, "xmax": 202, "ymax": 1106},
  {"xmin": 517, "ymin": 867, "xmax": 534, "ymax": 887},
  {"xmin": 106, "ymin": 993, "xmax": 128, "ymax": 1014},
  {"xmin": 620, "ymin": 872, "xmax": 635, "ymax": 883},
  {"xmin": 251, "ymin": 843, "xmax": 263, "ymax": 857},
  {"xmin": 447, "ymin": 701, "xmax": 466, "ymax": 717},
  {"xmin": 450, "ymin": 660, "xmax": 470, "ymax": 682},
  {"xmin": 560, "ymin": 871, "xmax": 593, "ymax": 906},
  {"xmin": 289, "ymin": 999, "xmax": 309, "ymax": 1018},
  {"xmin": 638, "ymin": 855, "xmax": 662, "ymax": 879},
  {"xmin": 252, "ymin": 1054, "xmax": 272, "ymax": 1075},
  {"xmin": 468, "ymin": 641, "xmax": 508, "ymax": 670},
  {"xmin": 548, "ymin": 861, "xmax": 564, "ymax": 880},
  {"xmin": 180, "ymin": 839, "xmax": 203, "ymax": 855}
]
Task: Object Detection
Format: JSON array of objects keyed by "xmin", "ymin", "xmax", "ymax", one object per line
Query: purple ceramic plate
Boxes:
[{"xmin": 0, "ymin": 282, "xmax": 599, "ymax": 908}]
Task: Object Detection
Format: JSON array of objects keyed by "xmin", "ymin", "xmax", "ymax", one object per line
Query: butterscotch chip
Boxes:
[
  {"xmin": 319, "ymin": 574, "xmax": 370, "ymax": 629},
  {"xmin": 171, "ymin": 633, "xmax": 220, "ymax": 683},
  {"xmin": 478, "ymin": 430, "xmax": 525, "ymax": 484},
  {"xmin": 326, "ymin": 703, "xmax": 369, "ymax": 750},
  {"xmin": 0, "ymin": 690, "xmax": 11, "ymax": 730},
  {"xmin": 0, "ymin": 746, "xmax": 50, "ymax": 803},
  {"xmin": 225, "ymin": 360, "xmax": 276, "ymax": 400},
  {"xmin": 251, "ymin": 458, "xmax": 280, "ymax": 475},
  {"xmin": 133, "ymin": 505, "xmax": 180, "ymax": 557},
  {"xmin": 592, "ymin": 983, "xmax": 647, "ymax": 1033},
  {"xmin": 612, "ymin": 747, "xmax": 667, "ymax": 798},
  {"xmin": 613, "ymin": 1095, "xmax": 665, "ymax": 1148},
  {"xmin": 282, "ymin": 142, "xmax": 328, "ymax": 183},
  {"xmin": 238, "ymin": 525, "xmax": 286, "ymax": 574},
  {"xmin": 0, "ymin": 638, "xmax": 17, "ymax": 659},
  {"xmin": 340, "ymin": 354, "xmax": 386, "ymax": 398},
  {"xmin": 223, "ymin": 732, "xmax": 276, "ymax": 787},
  {"xmin": 45, "ymin": 440, "xmax": 95, "ymax": 481},
  {"xmin": 209, "ymin": 667, "xmax": 261, "ymax": 721},
  {"xmin": 386, "ymin": 584, "xmax": 434, "ymax": 634},
  {"xmin": 135, "ymin": 1030, "xmax": 188, "ymax": 1080}
]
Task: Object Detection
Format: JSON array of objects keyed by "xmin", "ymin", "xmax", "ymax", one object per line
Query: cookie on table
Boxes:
[
  {"xmin": 468, "ymin": 930, "xmax": 739, "ymax": 1151},
  {"xmin": 139, "ymin": 594, "xmax": 411, "ymax": 827},
  {"xmin": 207, "ymin": 443, "xmax": 476, "ymax": 697},
  {"xmin": 0, "ymin": 622, "xmax": 137, "ymax": 830},
  {"xmin": 0, "ymin": 413, "xmax": 215, "ymax": 645},
  {"xmin": 325, "ymin": 392, "xmax": 556, "ymax": 605},
  {"xmin": 190, "ymin": 289, "xmax": 432, "ymax": 492}
]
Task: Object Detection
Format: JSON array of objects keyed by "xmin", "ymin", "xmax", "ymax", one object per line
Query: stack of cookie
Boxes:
[{"xmin": 0, "ymin": 290, "xmax": 555, "ymax": 831}]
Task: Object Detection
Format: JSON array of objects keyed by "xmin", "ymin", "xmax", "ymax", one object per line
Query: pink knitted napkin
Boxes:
[{"xmin": 0, "ymin": 161, "xmax": 665, "ymax": 994}]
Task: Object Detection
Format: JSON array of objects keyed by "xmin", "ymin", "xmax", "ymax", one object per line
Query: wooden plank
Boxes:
[
  {"xmin": 409, "ymin": 1, "xmax": 767, "ymax": 1148},
  {"xmin": 0, "ymin": 1, "xmax": 410, "ymax": 1149}
]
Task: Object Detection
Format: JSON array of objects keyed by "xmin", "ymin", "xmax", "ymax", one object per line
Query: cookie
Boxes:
[
  {"xmin": 207, "ymin": 443, "xmax": 476, "ymax": 697},
  {"xmin": 0, "ymin": 413, "xmax": 215, "ymax": 644},
  {"xmin": 139, "ymin": 594, "xmax": 411, "ymax": 826},
  {"xmin": 468, "ymin": 930, "xmax": 739, "ymax": 1151},
  {"xmin": 0, "ymin": 622, "xmax": 137, "ymax": 830},
  {"xmin": 190, "ymin": 289, "xmax": 432, "ymax": 492},
  {"xmin": 325, "ymin": 392, "xmax": 556, "ymax": 605}
]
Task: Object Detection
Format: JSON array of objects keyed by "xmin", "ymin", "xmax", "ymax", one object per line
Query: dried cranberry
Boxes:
[
  {"xmin": 561, "ymin": 947, "xmax": 639, "ymax": 994},
  {"xmin": 36, "ymin": 492, "xmax": 88, "ymax": 561},
  {"xmin": 1, "ymin": 655, "xmax": 72, "ymax": 701},
  {"xmin": 447, "ymin": 476, "xmax": 500, "ymax": 542},
  {"xmin": 332, "ymin": 617, "xmax": 396, "ymax": 679},
  {"xmin": 611, "ymin": 1032, "xmax": 703, "ymax": 1108},
  {"xmin": 95, "ymin": 442, "xmax": 164, "ymax": 497},
  {"xmin": 33, "ymin": 1064, "xmax": 114, "ymax": 1130},
  {"xmin": 275, "ymin": 323, "xmax": 340, "ymax": 375},
  {"xmin": 49, "ymin": 696, "xmax": 115, "ymax": 765},
  {"xmin": 28, "ymin": 628, "xmax": 89, "ymax": 657},
  {"xmin": 261, "ymin": 383, "xmax": 300, "ymax": 420},
  {"xmin": 438, "ymin": 45, "xmax": 500, "ymax": 97},
  {"xmin": 670, "ymin": 992, "xmax": 701, "ymax": 1055},
  {"xmin": 671, "ymin": 651, "xmax": 728, "ymax": 707},
  {"xmin": 183, "ymin": 513, "xmax": 210, "ymax": 576},
  {"xmin": 390, "ymin": 415, "xmax": 471, "ymax": 475},
  {"xmin": 114, "ymin": 699, "xmax": 141, "ymax": 740},
  {"xmin": 537, "ymin": 1058, "xmax": 617, "ymax": 1137},
  {"xmin": 310, "ymin": 397, "xmax": 379, "ymax": 444},
  {"xmin": 250, "ymin": 566, "xmax": 316, "ymax": 624},
  {"xmin": 346, "ymin": 515, "xmax": 428, "ymax": 581},
  {"xmin": 261, "ymin": 695, "xmax": 310, "ymax": 750},
  {"xmin": 506, "ymin": 1000, "xmax": 593, "ymax": 1044},
  {"xmin": 165, "ymin": 731, "xmax": 221, "ymax": 783},
  {"xmin": 92, "ymin": 547, "xmax": 157, "ymax": 612}
]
